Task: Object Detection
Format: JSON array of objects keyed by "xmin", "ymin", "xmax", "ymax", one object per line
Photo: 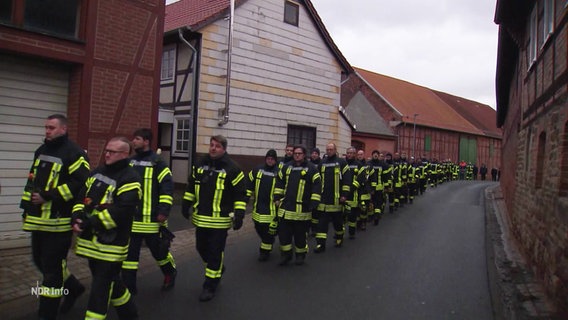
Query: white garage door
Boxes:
[{"xmin": 0, "ymin": 54, "xmax": 69, "ymax": 249}]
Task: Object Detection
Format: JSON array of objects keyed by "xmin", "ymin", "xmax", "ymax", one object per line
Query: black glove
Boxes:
[
  {"xmin": 309, "ymin": 200, "xmax": 319, "ymax": 212},
  {"xmin": 181, "ymin": 201, "xmax": 192, "ymax": 220},
  {"xmin": 71, "ymin": 210, "xmax": 89, "ymax": 229},
  {"xmin": 232, "ymin": 210, "xmax": 244, "ymax": 230}
]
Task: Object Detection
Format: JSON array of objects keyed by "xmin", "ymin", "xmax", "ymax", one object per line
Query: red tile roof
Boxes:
[
  {"xmin": 165, "ymin": 0, "xmax": 352, "ymax": 73},
  {"xmin": 354, "ymin": 67, "xmax": 487, "ymax": 136},
  {"xmin": 433, "ymin": 90, "xmax": 502, "ymax": 138},
  {"xmin": 165, "ymin": 0, "xmax": 244, "ymax": 32}
]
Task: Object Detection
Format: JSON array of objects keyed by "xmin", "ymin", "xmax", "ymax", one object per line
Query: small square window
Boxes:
[{"xmin": 284, "ymin": 1, "xmax": 299, "ymax": 26}]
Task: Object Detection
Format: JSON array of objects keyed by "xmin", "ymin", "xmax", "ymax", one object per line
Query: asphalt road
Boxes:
[{"xmin": 21, "ymin": 180, "xmax": 497, "ymax": 320}]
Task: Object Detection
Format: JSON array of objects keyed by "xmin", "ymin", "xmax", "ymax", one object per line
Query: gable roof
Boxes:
[
  {"xmin": 354, "ymin": 67, "xmax": 485, "ymax": 136},
  {"xmin": 345, "ymin": 92, "xmax": 396, "ymax": 137},
  {"xmin": 165, "ymin": 0, "xmax": 352, "ymax": 74},
  {"xmin": 433, "ymin": 90, "xmax": 502, "ymax": 139}
]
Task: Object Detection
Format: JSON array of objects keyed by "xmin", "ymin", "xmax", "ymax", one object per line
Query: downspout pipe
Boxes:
[
  {"xmin": 178, "ymin": 28, "xmax": 198, "ymax": 174},
  {"xmin": 218, "ymin": 0, "xmax": 234, "ymax": 126}
]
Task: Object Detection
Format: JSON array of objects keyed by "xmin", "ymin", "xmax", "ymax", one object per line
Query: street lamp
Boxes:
[{"xmin": 412, "ymin": 113, "xmax": 419, "ymax": 159}]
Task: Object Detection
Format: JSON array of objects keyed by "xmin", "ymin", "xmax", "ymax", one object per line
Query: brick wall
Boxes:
[{"xmin": 498, "ymin": 3, "xmax": 568, "ymax": 312}]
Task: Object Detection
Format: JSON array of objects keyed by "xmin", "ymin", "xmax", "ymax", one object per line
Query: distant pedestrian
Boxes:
[
  {"xmin": 491, "ymin": 167, "xmax": 498, "ymax": 181},
  {"xmin": 480, "ymin": 164, "xmax": 488, "ymax": 181}
]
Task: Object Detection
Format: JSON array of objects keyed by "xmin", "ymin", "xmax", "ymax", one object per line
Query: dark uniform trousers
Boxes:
[
  {"xmin": 346, "ymin": 205, "xmax": 361, "ymax": 236},
  {"xmin": 315, "ymin": 210, "xmax": 345, "ymax": 244},
  {"xmin": 32, "ymin": 231, "xmax": 82, "ymax": 318},
  {"xmin": 278, "ymin": 219, "xmax": 309, "ymax": 257},
  {"xmin": 254, "ymin": 221, "xmax": 275, "ymax": 253},
  {"xmin": 371, "ymin": 190, "xmax": 385, "ymax": 221},
  {"xmin": 122, "ymin": 232, "xmax": 176, "ymax": 291},
  {"xmin": 196, "ymin": 227, "xmax": 227, "ymax": 290},
  {"xmin": 87, "ymin": 260, "xmax": 137, "ymax": 319}
]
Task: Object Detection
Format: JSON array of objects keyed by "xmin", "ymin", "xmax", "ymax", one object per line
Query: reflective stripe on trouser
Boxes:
[
  {"xmin": 278, "ymin": 219, "xmax": 309, "ymax": 254},
  {"xmin": 254, "ymin": 221, "xmax": 275, "ymax": 252},
  {"xmin": 86, "ymin": 259, "xmax": 137, "ymax": 320},
  {"xmin": 195, "ymin": 227, "xmax": 227, "ymax": 290},
  {"xmin": 315, "ymin": 210, "xmax": 344, "ymax": 244}
]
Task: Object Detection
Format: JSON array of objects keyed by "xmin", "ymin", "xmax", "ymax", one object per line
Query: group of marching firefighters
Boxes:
[{"xmin": 246, "ymin": 142, "xmax": 462, "ymax": 267}]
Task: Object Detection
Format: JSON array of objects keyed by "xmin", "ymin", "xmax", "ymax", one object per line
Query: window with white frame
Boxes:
[
  {"xmin": 174, "ymin": 117, "xmax": 190, "ymax": 154},
  {"xmin": 543, "ymin": 0, "xmax": 554, "ymax": 44},
  {"xmin": 528, "ymin": 6, "xmax": 537, "ymax": 66},
  {"xmin": 161, "ymin": 45, "xmax": 176, "ymax": 83}
]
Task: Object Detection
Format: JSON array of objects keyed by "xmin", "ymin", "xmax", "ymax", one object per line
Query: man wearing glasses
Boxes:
[
  {"xmin": 20, "ymin": 114, "xmax": 90, "ymax": 318},
  {"xmin": 72, "ymin": 137, "xmax": 142, "ymax": 319},
  {"xmin": 274, "ymin": 146, "xmax": 321, "ymax": 265}
]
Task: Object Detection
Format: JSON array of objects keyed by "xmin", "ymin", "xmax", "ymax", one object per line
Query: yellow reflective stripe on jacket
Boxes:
[
  {"xmin": 94, "ymin": 209, "xmax": 117, "ymax": 230},
  {"xmin": 278, "ymin": 208, "xmax": 311, "ymax": 221},
  {"xmin": 192, "ymin": 214, "xmax": 232, "ymax": 229},
  {"xmin": 252, "ymin": 212, "xmax": 275, "ymax": 223},
  {"xmin": 56, "ymin": 184, "xmax": 73, "ymax": 202},
  {"xmin": 142, "ymin": 166, "xmax": 153, "ymax": 222},
  {"xmin": 184, "ymin": 191, "xmax": 195, "ymax": 202},
  {"xmin": 39, "ymin": 285, "xmax": 65, "ymax": 298},
  {"xmin": 117, "ymin": 182, "xmax": 141, "ymax": 196},
  {"xmin": 157, "ymin": 167, "xmax": 171, "ymax": 183},
  {"xmin": 122, "ymin": 260, "xmax": 139, "ymax": 270},
  {"xmin": 159, "ymin": 194, "xmax": 173, "ymax": 205},
  {"xmin": 68, "ymin": 156, "xmax": 90, "ymax": 174},
  {"xmin": 131, "ymin": 221, "xmax": 160, "ymax": 233},
  {"xmin": 75, "ymin": 237, "xmax": 129, "ymax": 262},
  {"xmin": 23, "ymin": 215, "xmax": 72, "ymax": 232}
]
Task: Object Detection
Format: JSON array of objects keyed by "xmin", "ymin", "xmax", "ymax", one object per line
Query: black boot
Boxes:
[
  {"xmin": 258, "ymin": 249, "xmax": 270, "ymax": 262},
  {"xmin": 162, "ymin": 270, "xmax": 177, "ymax": 291},
  {"xmin": 295, "ymin": 253, "xmax": 306, "ymax": 266},
  {"xmin": 279, "ymin": 251, "xmax": 293, "ymax": 266},
  {"xmin": 115, "ymin": 298, "xmax": 139, "ymax": 319},
  {"xmin": 60, "ymin": 275, "xmax": 85, "ymax": 314}
]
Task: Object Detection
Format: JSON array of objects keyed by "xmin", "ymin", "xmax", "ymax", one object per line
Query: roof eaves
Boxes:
[
  {"xmin": 354, "ymin": 69, "xmax": 403, "ymax": 117},
  {"xmin": 303, "ymin": 0, "xmax": 353, "ymax": 74}
]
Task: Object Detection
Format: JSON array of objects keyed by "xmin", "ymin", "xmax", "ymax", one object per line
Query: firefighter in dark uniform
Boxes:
[
  {"xmin": 356, "ymin": 149, "xmax": 371, "ymax": 230},
  {"xmin": 345, "ymin": 147, "xmax": 368, "ymax": 238},
  {"xmin": 308, "ymin": 147, "xmax": 322, "ymax": 236},
  {"xmin": 392, "ymin": 152, "xmax": 403, "ymax": 211},
  {"xmin": 384, "ymin": 153, "xmax": 396, "ymax": 213},
  {"xmin": 274, "ymin": 145, "xmax": 321, "ymax": 265},
  {"xmin": 20, "ymin": 114, "xmax": 89, "ymax": 319},
  {"xmin": 419, "ymin": 157, "xmax": 429, "ymax": 195},
  {"xmin": 314, "ymin": 143, "xmax": 351, "ymax": 252},
  {"xmin": 368, "ymin": 150, "xmax": 391, "ymax": 225},
  {"xmin": 407, "ymin": 157, "xmax": 420, "ymax": 203},
  {"xmin": 182, "ymin": 135, "xmax": 247, "ymax": 302},
  {"xmin": 246, "ymin": 149, "xmax": 279, "ymax": 262},
  {"xmin": 122, "ymin": 129, "xmax": 176, "ymax": 295},
  {"xmin": 72, "ymin": 136, "xmax": 141, "ymax": 320}
]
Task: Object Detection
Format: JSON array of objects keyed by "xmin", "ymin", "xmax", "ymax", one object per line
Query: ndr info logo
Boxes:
[{"xmin": 31, "ymin": 281, "xmax": 69, "ymax": 298}]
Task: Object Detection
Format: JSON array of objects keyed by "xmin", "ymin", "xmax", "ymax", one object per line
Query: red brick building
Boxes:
[
  {"xmin": 342, "ymin": 67, "xmax": 502, "ymax": 168},
  {"xmin": 495, "ymin": 0, "xmax": 567, "ymax": 314},
  {"xmin": 0, "ymin": 0, "xmax": 165, "ymax": 248}
]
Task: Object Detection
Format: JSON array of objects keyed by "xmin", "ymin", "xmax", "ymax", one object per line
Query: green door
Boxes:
[{"xmin": 459, "ymin": 137, "xmax": 477, "ymax": 163}]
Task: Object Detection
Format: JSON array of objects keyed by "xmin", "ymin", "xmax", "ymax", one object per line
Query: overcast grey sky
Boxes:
[
  {"xmin": 166, "ymin": 0, "xmax": 499, "ymax": 108},
  {"xmin": 312, "ymin": 0, "xmax": 499, "ymax": 109}
]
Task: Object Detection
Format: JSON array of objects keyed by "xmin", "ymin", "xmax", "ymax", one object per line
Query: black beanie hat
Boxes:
[
  {"xmin": 266, "ymin": 149, "xmax": 277, "ymax": 159},
  {"xmin": 311, "ymin": 147, "xmax": 320, "ymax": 155}
]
